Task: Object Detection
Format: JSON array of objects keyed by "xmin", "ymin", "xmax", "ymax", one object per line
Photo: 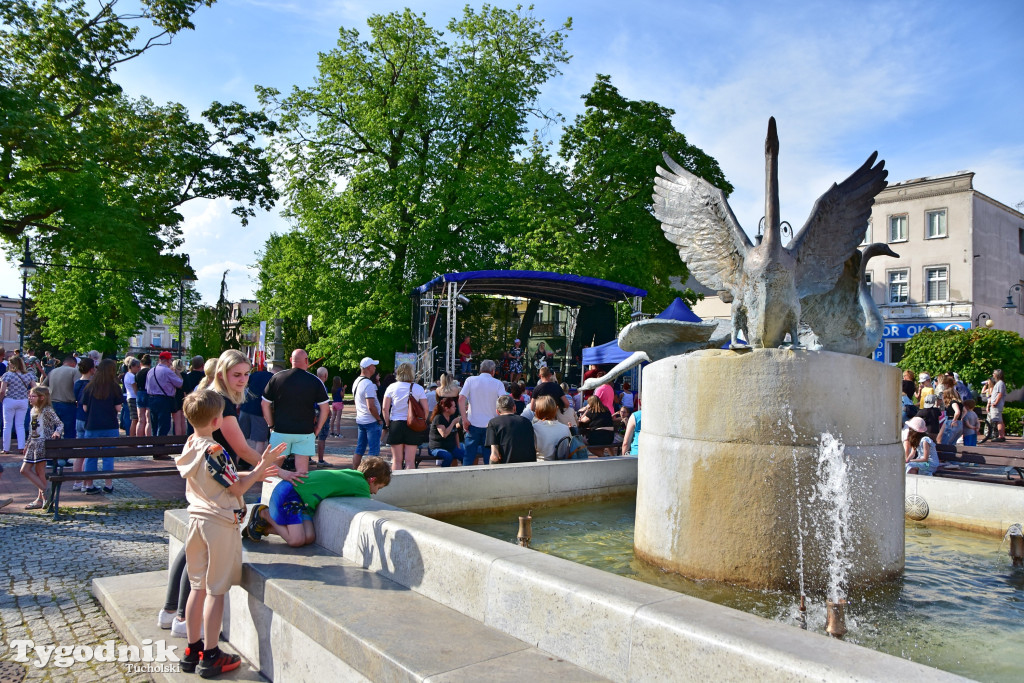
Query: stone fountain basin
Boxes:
[{"xmin": 156, "ymin": 460, "xmax": 963, "ymax": 681}]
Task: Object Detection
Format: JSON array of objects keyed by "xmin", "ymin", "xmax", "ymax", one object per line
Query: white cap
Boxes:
[
  {"xmin": 514, "ymin": 338, "xmax": 521, "ymax": 343},
  {"xmin": 360, "ymin": 357, "xmax": 379, "ymax": 369}
]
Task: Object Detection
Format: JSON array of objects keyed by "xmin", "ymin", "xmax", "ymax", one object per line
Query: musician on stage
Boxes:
[
  {"xmin": 532, "ymin": 342, "xmax": 553, "ymax": 383},
  {"xmin": 458, "ymin": 336, "xmax": 473, "ymax": 375},
  {"xmin": 508, "ymin": 339, "xmax": 524, "ymax": 384}
]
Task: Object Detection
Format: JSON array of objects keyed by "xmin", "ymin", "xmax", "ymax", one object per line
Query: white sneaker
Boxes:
[
  {"xmin": 157, "ymin": 610, "xmax": 175, "ymax": 629},
  {"xmin": 171, "ymin": 617, "xmax": 201, "ymax": 639},
  {"xmin": 72, "ymin": 483, "xmax": 83, "ymax": 491}
]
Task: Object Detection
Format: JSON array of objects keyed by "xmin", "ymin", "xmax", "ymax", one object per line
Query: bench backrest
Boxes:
[
  {"xmin": 938, "ymin": 443, "xmax": 1024, "ymax": 468},
  {"xmin": 47, "ymin": 435, "xmax": 187, "ymax": 459}
]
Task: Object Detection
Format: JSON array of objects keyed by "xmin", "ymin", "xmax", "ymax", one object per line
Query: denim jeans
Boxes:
[
  {"xmin": 356, "ymin": 422, "xmax": 382, "ymax": 456},
  {"xmin": 148, "ymin": 394, "xmax": 173, "ymax": 436},
  {"xmin": 53, "ymin": 401, "xmax": 77, "ymax": 440},
  {"xmin": 83, "ymin": 428, "xmax": 120, "ymax": 472},
  {"xmin": 430, "ymin": 445, "xmax": 465, "ymax": 467},
  {"xmin": 460, "ymin": 361, "xmax": 472, "ymax": 374},
  {"xmin": 463, "ymin": 425, "xmax": 488, "ymax": 466}
]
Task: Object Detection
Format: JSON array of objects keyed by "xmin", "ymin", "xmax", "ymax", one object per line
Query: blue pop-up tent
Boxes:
[{"xmin": 581, "ymin": 297, "xmax": 701, "ymax": 365}]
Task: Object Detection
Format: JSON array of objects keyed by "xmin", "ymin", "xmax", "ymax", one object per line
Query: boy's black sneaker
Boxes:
[
  {"xmin": 243, "ymin": 504, "xmax": 268, "ymax": 542},
  {"xmin": 180, "ymin": 644, "xmax": 202, "ymax": 673},
  {"xmin": 196, "ymin": 649, "xmax": 241, "ymax": 678}
]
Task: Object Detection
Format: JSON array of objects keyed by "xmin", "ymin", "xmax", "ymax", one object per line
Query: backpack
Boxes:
[{"xmin": 554, "ymin": 434, "xmax": 589, "ymax": 460}]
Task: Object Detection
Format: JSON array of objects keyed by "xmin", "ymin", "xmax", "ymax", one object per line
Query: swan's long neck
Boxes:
[
  {"xmin": 860, "ymin": 245, "xmax": 885, "ymax": 335},
  {"xmin": 763, "ymin": 117, "xmax": 781, "ymax": 253}
]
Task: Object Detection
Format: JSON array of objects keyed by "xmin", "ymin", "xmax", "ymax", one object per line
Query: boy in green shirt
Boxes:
[{"xmin": 243, "ymin": 456, "xmax": 391, "ymax": 547}]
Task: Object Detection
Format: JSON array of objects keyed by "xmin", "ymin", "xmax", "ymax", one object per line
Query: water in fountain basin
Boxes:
[{"xmin": 441, "ymin": 497, "xmax": 1024, "ymax": 682}]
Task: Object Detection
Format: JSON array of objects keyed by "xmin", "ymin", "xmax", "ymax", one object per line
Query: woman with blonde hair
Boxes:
[
  {"xmin": 532, "ymin": 395, "xmax": 571, "ymax": 460},
  {"xmin": 195, "ymin": 358, "xmax": 218, "ymax": 393},
  {"xmin": 382, "ymin": 362, "xmax": 428, "ymax": 470}
]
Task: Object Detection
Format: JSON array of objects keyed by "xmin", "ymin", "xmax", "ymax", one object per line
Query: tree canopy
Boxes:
[
  {"xmin": 255, "ymin": 7, "xmax": 731, "ymax": 367},
  {"xmin": 2, "ymin": 0, "xmax": 277, "ymax": 351},
  {"xmin": 898, "ymin": 328, "xmax": 1024, "ymax": 391},
  {"xmin": 256, "ymin": 6, "xmax": 572, "ymax": 364}
]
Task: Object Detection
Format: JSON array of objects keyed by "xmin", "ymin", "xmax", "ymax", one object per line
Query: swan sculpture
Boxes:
[
  {"xmin": 798, "ymin": 242, "xmax": 899, "ymax": 356},
  {"xmin": 653, "ymin": 117, "xmax": 888, "ymax": 349}
]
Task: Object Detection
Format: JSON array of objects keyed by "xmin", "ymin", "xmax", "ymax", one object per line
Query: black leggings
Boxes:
[{"xmin": 162, "ymin": 548, "xmax": 191, "ymax": 619}]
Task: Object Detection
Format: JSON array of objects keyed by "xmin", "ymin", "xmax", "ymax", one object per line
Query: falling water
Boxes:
[
  {"xmin": 811, "ymin": 432, "xmax": 853, "ymax": 603},
  {"xmin": 784, "ymin": 410, "xmax": 806, "ymax": 600}
]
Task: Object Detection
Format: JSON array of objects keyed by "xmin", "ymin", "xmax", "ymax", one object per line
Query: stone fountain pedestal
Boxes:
[{"xmin": 633, "ymin": 348, "xmax": 904, "ymax": 592}]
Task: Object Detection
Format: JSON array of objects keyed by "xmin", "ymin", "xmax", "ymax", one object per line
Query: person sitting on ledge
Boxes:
[
  {"xmin": 243, "ymin": 456, "xmax": 391, "ymax": 547},
  {"xmin": 905, "ymin": 416, "xmax": 940, "ymax": 476}
]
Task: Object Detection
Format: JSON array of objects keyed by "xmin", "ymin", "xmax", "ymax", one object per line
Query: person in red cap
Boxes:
[{"xmin": 146, "ymin": 351, "xmax": 183, "ymax": 436}]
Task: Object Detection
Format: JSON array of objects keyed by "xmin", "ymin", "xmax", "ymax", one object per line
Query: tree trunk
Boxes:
[{"xmin": 516, "ymin": 298, "xmax": 542, "ymax": 345}]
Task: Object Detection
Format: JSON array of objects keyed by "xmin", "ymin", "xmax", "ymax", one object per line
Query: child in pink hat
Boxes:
[{"xmin": 904, "ymin": 416, "xmax": 940, "ymax": 475}]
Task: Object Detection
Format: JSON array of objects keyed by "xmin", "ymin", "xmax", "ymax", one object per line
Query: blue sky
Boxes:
[{"xmin": 4, "ymin": 0, "xmax": 1022, "ymax": 303}]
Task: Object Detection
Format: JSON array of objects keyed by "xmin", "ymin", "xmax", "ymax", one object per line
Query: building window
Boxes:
[
  {"xmin": 925, "ymin": 266, "xmax": 948, "ymax": 302},
  {"xmin": 152, "ymin": 333, "xmax": 162, "ymax": 347},
  {"xmin": 864, "ymin": 271, "xmax": 873, "ymax": 285},
  {"xmin": 888, "ymin": 269, "xmax": 909, "ymax": 304},
  {"xmin": 860, "ymin": 219, "xmax": 871, "ymax": 246},
  {"xmin": 925, "ymin": 209, "xmax": 947, "ymax": 239},
  {"xmin": 1019, "ymin": 228, "xmax": 1024, "ymax": 254},
  {"xmin": 888, "ymin": 214, "xmax": 907, "ymax": 242}
]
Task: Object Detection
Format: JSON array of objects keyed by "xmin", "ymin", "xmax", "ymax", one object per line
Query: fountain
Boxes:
[{"xmin": 631, "ymin": 118, "xmax": 901, "ymax": 594}]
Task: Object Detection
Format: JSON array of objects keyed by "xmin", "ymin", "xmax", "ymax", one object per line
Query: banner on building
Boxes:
[{"xmin": 873, "ymin": 320, "xmax": 971, "ymax": 362}]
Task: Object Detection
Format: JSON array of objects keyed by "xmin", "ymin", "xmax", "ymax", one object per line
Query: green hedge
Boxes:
[{"xmin": 1003, "ymin": 407, "xmax": 1024, "ymax": 436}]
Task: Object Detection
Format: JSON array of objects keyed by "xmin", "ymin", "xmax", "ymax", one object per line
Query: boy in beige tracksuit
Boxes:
[{"xmin": 176, "ymin": 390, "xmax": 285, "ymax": 677}]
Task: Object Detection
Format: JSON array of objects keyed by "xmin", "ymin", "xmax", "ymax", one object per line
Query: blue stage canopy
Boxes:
[
  {"xmin": 412, "ymin": 270, "xmax": 646, "ymax": 307},
  {"xmin": 582, "ymin": 297, "xmax": 701, "ymax": 365}
]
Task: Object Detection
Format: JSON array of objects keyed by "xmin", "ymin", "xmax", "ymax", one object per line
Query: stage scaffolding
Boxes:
[{"xmin": 411, "ymin": 270, "xmax": 646, "ymax": 385}]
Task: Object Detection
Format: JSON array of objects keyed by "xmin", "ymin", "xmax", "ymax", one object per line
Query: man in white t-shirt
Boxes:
[
  {"xmin": 352, "ymin": 357, "xmax": 382, "ymax": 468},
  {"xmin": 458, "ymin": 359, "xmax": 507, "ymax": 466}
]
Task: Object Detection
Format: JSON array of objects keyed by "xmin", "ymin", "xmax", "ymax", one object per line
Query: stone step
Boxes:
[
  {"xmin": 92, "ymin": 570, "xmax": 264, "ymax": 682},
  {"xmin": 105, "ymin": 524, "xmax": 607, "ymax": 682}
]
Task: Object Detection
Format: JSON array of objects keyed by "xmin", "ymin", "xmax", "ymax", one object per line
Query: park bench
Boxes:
[
  {"xmin": 931, "ymin": 442, "xmax": 1024, "ymax": 486},
  {"xmin": 45, "ymin": 435, "xmax": 187, "ymax": 520}
]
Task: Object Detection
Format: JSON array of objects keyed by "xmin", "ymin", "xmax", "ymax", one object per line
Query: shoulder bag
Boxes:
[{"xmin": 406, "ymin": 382, "xmax": 428, "ymax": 432}]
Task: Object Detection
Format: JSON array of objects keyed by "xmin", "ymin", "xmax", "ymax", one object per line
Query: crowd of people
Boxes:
[
  {"xmin": 901, "ymin": 367, "xmax": 1006, "ymax": 475},
  {"xmin": 352, "ymin": 357, "xmax": 642, "ymax": 468}
]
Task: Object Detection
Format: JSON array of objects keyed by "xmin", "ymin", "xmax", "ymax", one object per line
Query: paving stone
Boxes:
[{"xmin": 0, "ymin": 504, "xmax": 169, "ymax": 681}]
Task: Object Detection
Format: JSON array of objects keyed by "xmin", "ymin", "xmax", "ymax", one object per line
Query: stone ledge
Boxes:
[
  {"xmin": 162, "ymin": 509, "xmax": 608, "ymax": 682},
  {"xmin": 905, "ymin": 474, "xmax": 1024, "ymax": 535},
  {"xmin": 165, "ymin": 498, "xmax": 964, "ymax": 682}
]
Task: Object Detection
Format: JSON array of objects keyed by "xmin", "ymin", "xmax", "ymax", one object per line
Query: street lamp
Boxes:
[
  {"xmin": 975, "ymin": 312, "xmax": 993, "ymax": 328},
  {"xmin": 1002, "ymin": 284, "xmax": 1023, "ymax": 311},
  {"xmin": 178, "ymin": 257, "xmax": 197, "ymax": 359},
  {"xmin": 18, "ymin": 237, "xmax": 37, "ymax": 351}
]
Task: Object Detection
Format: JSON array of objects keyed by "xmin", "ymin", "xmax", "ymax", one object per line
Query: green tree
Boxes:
[
  {"xmin": 898, "ymin": 328, "xmax": 1024, "ymax": 391},
  {"xmin": 2, "ymin": 1, "xmax": 279, "ymax": 348},
  {"xmin": 256, "ymin": 6, "xmax": 571, "ymax": 366},
  {"xmin": 548, "ymin": 74, "xmax": 732, "ymax": 312}
]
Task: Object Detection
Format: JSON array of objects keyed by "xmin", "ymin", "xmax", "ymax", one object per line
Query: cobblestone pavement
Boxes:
[
  {"xmin": 0, "ymin": 416, "xmax": 425, "ymax": 682},
  {"xmin": 0, "ymin": 502, "xmax": 173, "ymax": 682}
]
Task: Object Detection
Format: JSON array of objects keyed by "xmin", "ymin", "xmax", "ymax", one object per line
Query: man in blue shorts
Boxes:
[{"xmin": 243, "ymin": 457, "xmax": 391, "ymax": 546}]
